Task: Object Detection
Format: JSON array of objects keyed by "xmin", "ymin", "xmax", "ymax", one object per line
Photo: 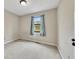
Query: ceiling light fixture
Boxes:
[{"xmin": 20, "ymin": 0, "xmax": 31, "ymax": 6}]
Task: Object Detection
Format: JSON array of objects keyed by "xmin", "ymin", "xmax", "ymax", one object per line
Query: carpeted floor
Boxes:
[{"xmin": 5, "ymin": 40, "xmax": 60, "ymax": 59}]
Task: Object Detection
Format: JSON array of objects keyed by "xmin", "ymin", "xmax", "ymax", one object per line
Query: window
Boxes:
[{"xmin": 31, "ymin": 15, "xmax": 46, "ymax": 36}]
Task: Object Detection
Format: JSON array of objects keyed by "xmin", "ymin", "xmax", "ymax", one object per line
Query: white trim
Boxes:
[
  {"xmin": 57, "ymin": 47, "xmax": 64, "ymax": 59},
  {"xmin": 21, "ymin": 38, "xmax": 57, "ymax": 46},
  {"xmin": 4, "ymin": 39, "xmax": 16, "ymax": 45},
  {"xmin": 21, "ymin": 35, "xmax": 57, "ymax": 46}
]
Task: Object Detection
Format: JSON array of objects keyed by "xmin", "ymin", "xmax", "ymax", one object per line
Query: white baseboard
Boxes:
[
  {"xmin": 4, "ymin": 39, "xmax": 17, "ymax": 45},
  {"xmin": 57, "ymin": 47, "xmax": 64, "ymax": 59},
  {"xmin": 21, "ymin": 38, "xmax": 57, "ymax": 47}
]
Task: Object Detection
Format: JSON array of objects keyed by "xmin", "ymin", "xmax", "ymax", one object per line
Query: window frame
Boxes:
[{"xmin": 30, "ymin": 15, "xmax": 46, "ymax": 36}]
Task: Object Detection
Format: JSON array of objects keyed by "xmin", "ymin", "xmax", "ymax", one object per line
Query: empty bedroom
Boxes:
[{"xmin": 4, "ymin": 0, "xmax": 74, "ymax": 59}]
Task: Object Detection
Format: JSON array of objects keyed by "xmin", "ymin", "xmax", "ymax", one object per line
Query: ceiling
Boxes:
[{"xmin": 5, "ymin": 0, "xmax": 60, "ymax": 16}]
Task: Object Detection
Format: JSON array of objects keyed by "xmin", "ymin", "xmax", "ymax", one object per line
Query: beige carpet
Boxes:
[{"xmin": 5, "ymin": 40, "xmax": 60, "ymax": 59}]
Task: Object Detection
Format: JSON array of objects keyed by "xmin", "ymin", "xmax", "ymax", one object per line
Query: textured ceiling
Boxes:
[{"xmin": 5, "ymin": 0, "xmax": 60, "ymax": 16}]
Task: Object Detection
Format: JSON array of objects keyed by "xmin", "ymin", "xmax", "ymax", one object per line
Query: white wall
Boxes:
[
  {"xmin": 4, "ymin": 10, "xmax": 19, "ymax": 44},
  {"xmin": 19, "ymin": 9, "xmax": 57, "ymax": 46},
  {"xmin": 57, "ymin": 0, "xmax": 74, "ymax": 59}
]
